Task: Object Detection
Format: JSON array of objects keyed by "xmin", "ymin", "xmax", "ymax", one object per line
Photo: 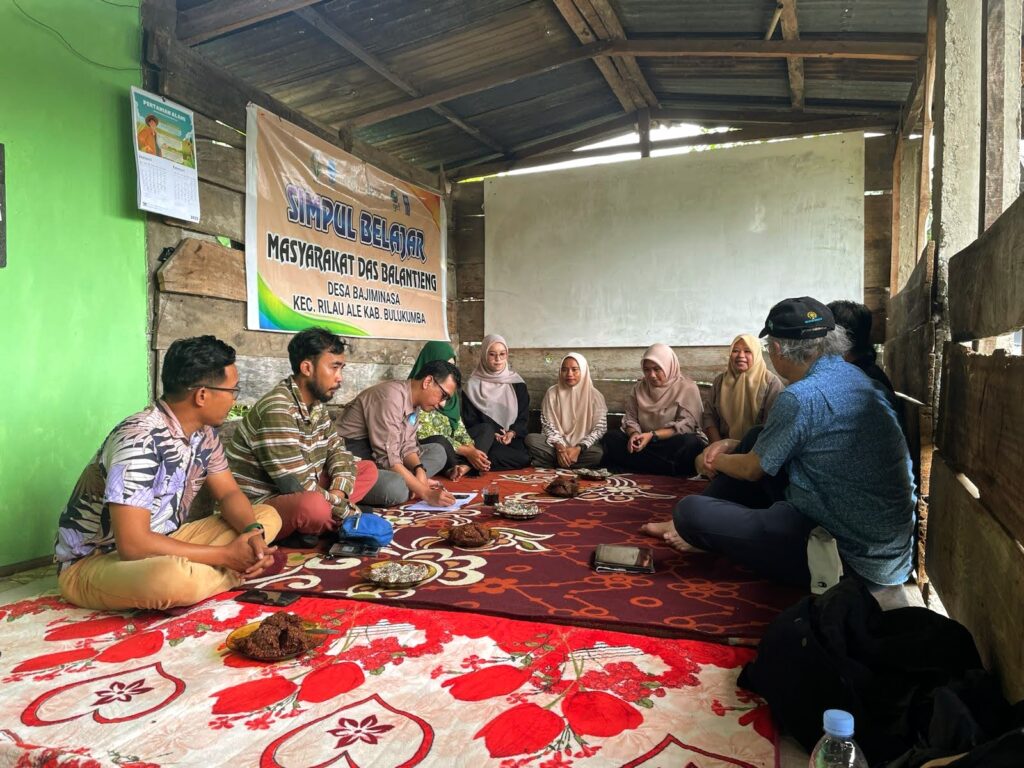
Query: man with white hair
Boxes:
[{"xmin": 642, "ymin": 297, "xmax": 915, "ymax": 588}]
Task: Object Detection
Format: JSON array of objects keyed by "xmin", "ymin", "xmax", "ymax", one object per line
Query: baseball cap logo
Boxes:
[{"xmin": 807, "ymin": 311, "xmax": 818, "ymax": 319}]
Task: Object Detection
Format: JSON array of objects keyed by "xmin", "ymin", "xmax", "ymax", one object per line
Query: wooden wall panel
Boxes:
[
  {"xmin": 157, "ymin": 238, "xmax": 245, "ymax": 301},
  {"xmin": 947, "ymin": 192, "xmax": 1024, "ymax": 341},
  {"xmin": 166, "ymin": 181, "xmax": 244, "ymax": 242},
  {"xmin": 927, "ymin": 454, "xmax": 1024, "ymax": 703},
  {"xmin": 936, "ymin": 342, "xmax": 1024, "ymax": 544},
  {"xmin": 864, "ymin": 134, "xmax": 896, "ymax": 192},
  {"xmin": 883, "ymin": 321, "xmax": 936, "ymax": 402},
  {"xmin": 887, "ymin": 242, "xmax": 935, "ymax": 339},
  {"xmin": 864, "ymin": 192, "xmax": 893, "ymax": 289}
]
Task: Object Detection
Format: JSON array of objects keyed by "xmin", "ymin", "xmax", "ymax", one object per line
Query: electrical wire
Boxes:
[
  {"xmin": 11, "ymin": 0, "xmax": 138, "ymax": 72},
  {"xmin": 97, "ymin": 0, "xmax": 139, "ymax": 7}
]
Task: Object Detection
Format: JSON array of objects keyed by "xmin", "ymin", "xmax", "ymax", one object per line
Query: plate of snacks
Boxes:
[
  {"xmin": 575, "ymin": 467, "xmax": 612, "ymax": 480},
  {"xmin": 226, "ymin": 612, "xmax": 328, "ymax": 661},
  {"xmin": 440, "ymin": 522, "xmax": 500, "ymax": 548},
  {"xmin": 493, "ymin": 501, "xmax": 541, "ymax": 520},
  {"xmin": 363, "ymin": 560, "xmax": 440, "ymax": 588}
]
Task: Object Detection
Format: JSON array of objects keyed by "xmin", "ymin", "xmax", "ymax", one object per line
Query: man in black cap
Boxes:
[{"xmin": 642, "ymin": 296, "xmax": 916, "ymax": 589}]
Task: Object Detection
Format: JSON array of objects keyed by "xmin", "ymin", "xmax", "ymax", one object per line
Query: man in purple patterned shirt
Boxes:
[{"xmin": 55, "ymin": 336, "xmax": 281, "ymax": 610}]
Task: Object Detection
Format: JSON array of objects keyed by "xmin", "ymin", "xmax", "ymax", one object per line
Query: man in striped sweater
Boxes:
[{"xmin": 227, "ymin": 328, "xmax": 379, "ymax": 545}]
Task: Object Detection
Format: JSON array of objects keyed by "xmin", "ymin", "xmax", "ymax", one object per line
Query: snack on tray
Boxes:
[
  {"xmin": 494, "ymin": 501, "xmax": 541, "ymax": 519},
  {"xmin": 233, "ymin": 612, "xmax": 317, "ymax": 660},
  {"xmin": 576, "ymin": 467, "xmax": 612, "ymax": 480},
  {"xmin": 368, "ymin": 561, "xmax": 431, "ymax": 586},
  {"xmin": 545, "ymin": 476, "xmax": 581, "ymax": 498},
  {"xmin": 447, "ymin": 522, "xmax": 493, "ymax": 547}
]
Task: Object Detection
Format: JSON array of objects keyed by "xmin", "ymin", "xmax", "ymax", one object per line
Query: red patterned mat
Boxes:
[
  {"xmin": 250, "ymin": 470, "xmax": 804, "ymax": 642},
  {"xmin": 0, "ymin": 592, "xmax": 778, "ymax": 767}
]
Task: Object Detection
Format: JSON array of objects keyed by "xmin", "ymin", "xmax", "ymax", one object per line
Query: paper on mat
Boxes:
[{"xmin": 405, "ymin": 492, "xmax": 477, "ymax": 512}]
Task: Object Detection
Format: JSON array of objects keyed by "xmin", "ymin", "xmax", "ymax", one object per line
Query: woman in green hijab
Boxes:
[{"xmin": 409, "ymin": 341, "xmax": 491, "ymax": 479}]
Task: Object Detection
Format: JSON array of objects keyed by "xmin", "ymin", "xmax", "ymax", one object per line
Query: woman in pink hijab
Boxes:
[
  {"xmin": 603, "ymin": 343, "xmax": 707, "ymax": 476},
  {"xmin": 461, "ymin": 334, "xmax": 531, "ymax": 470}
]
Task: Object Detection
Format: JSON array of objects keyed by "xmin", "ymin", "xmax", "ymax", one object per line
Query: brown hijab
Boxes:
[
  {"xmin": 633, "ymin": 343, "xmax": 702, "ymax": 432},
  {"xmin": 718, "ymin": 333, "xmax": 774, "ymax": 439},
  {"xmin": 541, "ymin": 353, "xmax": 606, "ymax": 445}
]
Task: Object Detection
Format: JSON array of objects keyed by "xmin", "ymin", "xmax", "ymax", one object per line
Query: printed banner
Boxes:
[
  {"xmin": 130, "ymin": 86, "xmax": 200, "ymax": 222},
  {"xmin": 245, "ymin": 105, "xmax": 448, "ymax": 339}
]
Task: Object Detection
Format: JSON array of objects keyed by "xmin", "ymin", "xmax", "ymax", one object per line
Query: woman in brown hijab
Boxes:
[
  {"xmin": 603, "ymin": 343, "xmax": 707, "ymax": 476},
  {"xmin": 703, "ymin": 334, "xmax": 784, "ymax": 443}
]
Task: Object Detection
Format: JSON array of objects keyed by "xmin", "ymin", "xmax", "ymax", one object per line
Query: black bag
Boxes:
[{"xmin": 738, "ymin": 579, "xmax": 997, "ymax": 764}]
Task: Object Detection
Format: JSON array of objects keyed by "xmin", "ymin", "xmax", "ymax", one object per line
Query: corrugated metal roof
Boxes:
[{"xmin": 181, "ymin": 0, "xmax": 928, "ymax": 172}]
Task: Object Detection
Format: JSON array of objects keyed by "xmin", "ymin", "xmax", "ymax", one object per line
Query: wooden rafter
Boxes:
[
  {"xmin": 552, "ymin": 0, "xmax": 638, "ymax": 111},
  {"xmin": 915, "ymin": 0, "xmax": 937, "ymax": 256},
  {"xmin": 293, "ymin": 7, "xmax": 506, "ymax": 154},
  {"xmin": 346, "ymin": 41, "xmax": 612, "ymax": 128},
  {"xmin": 899, "ymin": 56, "xmax": 929, "ymax": 137},
  {"xmin": 614, "ymin": 38, "xmax": 924, "ymax": 60},
  {"xmin": 652, "ymin": 106, "xmax": 900, "ymax": 124},
  {"xmin": 453, "ymin": 114, "xmax": 893, "ymax": 179},
  {"xmin": 177, "ymin": 0, "xmax": 320, "ymax": 46},
  {"xmin": 579, "ymin": 0, "xmax": 659, "ymax": 108},
  {"xmin": 778, "ymin": 0, "xmax": 806, "ymax": 109}
]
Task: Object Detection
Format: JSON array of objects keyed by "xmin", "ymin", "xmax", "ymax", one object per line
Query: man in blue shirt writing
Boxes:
[{"xmin": 643, "ymin": 297, "xmax": 915, "ymax": 588}]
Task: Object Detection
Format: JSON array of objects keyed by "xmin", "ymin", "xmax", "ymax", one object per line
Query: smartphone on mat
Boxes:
[
  {"xmin": 235, "ymin": 589, "xmax": 301, "ymax": 607},
  {"xmin": 328, "ymin": 541, "xmax": 381, "ymax": 558}
]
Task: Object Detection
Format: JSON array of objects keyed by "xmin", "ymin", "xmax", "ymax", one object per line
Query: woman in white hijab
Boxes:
[
  {"xmin": 603, "ymin": 343, "xmax": 707, "ymax": 476},
  {"xmin": 526, "ymin": 353, "xmax": 608, "ymax": 469},
  {"xmin": 461, "ymin": 334, "xmax": 531, "ymax": 470}
]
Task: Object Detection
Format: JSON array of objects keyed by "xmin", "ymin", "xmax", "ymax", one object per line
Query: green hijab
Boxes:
[{"xmin": 408, "ymin": 340, "xmax": 461, "ymax": 430}]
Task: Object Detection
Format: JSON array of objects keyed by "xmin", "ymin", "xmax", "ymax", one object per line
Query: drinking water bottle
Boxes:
[{"xmin": 808, "ymin": 709, "xmax": 868, "ymax": 768}]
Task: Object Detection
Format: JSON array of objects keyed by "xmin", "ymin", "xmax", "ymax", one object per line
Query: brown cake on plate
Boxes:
[
  {"xmin": 447, "ymin": 522, "xmax": 493, "ymax": 547},
  {"xmin": 234, "ymin": 612, "xmax": 318, "ymax": 660},
  {"xmin": 545, "ymin": 476, "xmax": 581, "ymax": 497}
]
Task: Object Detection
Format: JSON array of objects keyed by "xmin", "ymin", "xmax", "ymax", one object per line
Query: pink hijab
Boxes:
[
  {"xmin": 465, "ymin": 334, "xmax": 525, "ymax": 429},
  {"xmin": 633, "ymin": 343, "xmax": 701, "ymax": 432}
]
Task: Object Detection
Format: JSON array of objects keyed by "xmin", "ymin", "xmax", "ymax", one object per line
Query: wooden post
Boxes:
[{"xmin": 637, "ymin": 109, "xmax": 651, "ymax": 158}]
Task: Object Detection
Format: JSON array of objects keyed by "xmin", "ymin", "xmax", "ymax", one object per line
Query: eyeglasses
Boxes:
[
  {"xmin": 430, "ymin": 378, "xmax": 456, "ymax": 405},
  {"xmin": 191, "ymin": 384, "xmax": 242, "ymax": 399}
]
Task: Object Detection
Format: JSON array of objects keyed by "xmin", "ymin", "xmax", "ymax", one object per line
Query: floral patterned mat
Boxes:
[
  {"xmin": 0, "ymin": 592, "xmax": 777, "ymax": 767},
  {"xmin": 250, "ymin": 469, "xmax": 804, "ymax": 641}
]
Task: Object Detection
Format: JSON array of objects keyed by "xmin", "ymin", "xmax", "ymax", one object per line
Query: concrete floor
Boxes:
[{"xmin": 0, "ymin": 567, "xmax": 940, "ymax": 768}]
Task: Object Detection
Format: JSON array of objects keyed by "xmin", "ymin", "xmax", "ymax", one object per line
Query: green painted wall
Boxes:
[{"xmin": 0, "ymin": 2, "xmax": 148, "ymax": 568}]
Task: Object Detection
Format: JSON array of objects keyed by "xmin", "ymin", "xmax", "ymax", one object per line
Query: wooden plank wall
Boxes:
[
  {"xmin": 454, "ymin": 133, "xmax": 894, "ymax": 413},
  {"xmin": 927, "ymin": 198, "xmax": 1024, "ymax": 702},
  {"xmin": 143, "ymin": 34, "xmax": 457, "ymax": 405}
]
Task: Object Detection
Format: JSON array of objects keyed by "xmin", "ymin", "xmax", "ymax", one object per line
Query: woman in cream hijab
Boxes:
[
  {"xmin": 703, "ymin": 334, "xmax": 784, "ymax": 443},
  {"xmin": 603, "ymin": 343, "xmax": 707, "ymax": 476},
  {"xmin": 526, "ymin": 353, "xmax": 608, "ymax": 469},
  {"xmin": 461, "ymin": 334, "xmax": 531, "ymax": 469}
]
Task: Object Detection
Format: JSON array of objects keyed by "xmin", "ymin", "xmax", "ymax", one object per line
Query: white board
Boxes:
[{"xmin": 484, "ymin": 132, "xmax": 865, "ymax": 347}]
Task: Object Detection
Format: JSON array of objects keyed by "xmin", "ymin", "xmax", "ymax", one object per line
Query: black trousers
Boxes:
[
  {"xmin": 467, "ymin": 423, "xmax": 530, "ymax": 470},
  {"xmin": 602, "ymin": 429, "xmax": 706, "ymax": 477}
]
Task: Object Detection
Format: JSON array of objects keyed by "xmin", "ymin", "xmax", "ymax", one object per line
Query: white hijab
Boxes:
[
  {"xmin": 465, "ymin": 334, "xmax": 525, "ymax": 429},
  {"xmin": 541, "ymin": 353, "xmax": 606, "ymax": 445}
]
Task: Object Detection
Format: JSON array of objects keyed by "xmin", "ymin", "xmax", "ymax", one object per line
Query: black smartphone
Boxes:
[
  {"xmin": 328, "ymin": 541, "xmax": 381, "ymax": 558},
  {"xmin": 235, "ymin": 589, "xmax": 301, "ymax": 607}
]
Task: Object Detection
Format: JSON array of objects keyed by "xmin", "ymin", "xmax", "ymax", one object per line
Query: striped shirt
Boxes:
[
  {"xmin": 227, "ymin": 377, "xmax": 356, "ymax": 510},
  {"xmin": 539, "ymin": 409, "xmax": 608, "ymax": 449}
]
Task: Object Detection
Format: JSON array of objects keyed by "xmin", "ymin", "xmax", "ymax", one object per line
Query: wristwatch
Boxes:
[
  {"xmin": 649, "ymin": 431, "xmax": 659, "ymax": 443},
  {"xmin": 412, "ymin": 463, "xmax": 426, "ymax": 473}
]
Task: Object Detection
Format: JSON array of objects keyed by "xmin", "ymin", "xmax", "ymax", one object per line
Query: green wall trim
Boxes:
[{"xmin": 0, "ymin": 1, "xmax": 148, "ymax": 566}]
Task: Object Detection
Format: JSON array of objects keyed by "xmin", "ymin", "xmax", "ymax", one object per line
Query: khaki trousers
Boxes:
[{"xmin": 58, "ymin": 504, "xmax": 281, "ymax": 611}]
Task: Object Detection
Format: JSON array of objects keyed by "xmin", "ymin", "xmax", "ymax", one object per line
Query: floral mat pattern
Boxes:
[
  {"xmin": 250, "ymin": 470, "xmax": 804, "ymax": 641},
  {"xmin": 0, "ymin": 592, "xmax": 778, "ymax": 767}
]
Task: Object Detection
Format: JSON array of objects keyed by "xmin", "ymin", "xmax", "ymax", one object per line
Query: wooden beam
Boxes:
[
  {"xmin": 453, "ymin": 115, "xmax": 892, "ymax": 179},
  {"xmin": 890, "ymin": 131, "xmax": 904, "ymax": 296},
  {"xmin": 612, "ymin": 38, "xmax": 925, "ymax": 60},
  {"xmin": 177, "ymin": 0, "xmax": 320, "ymax": 46},
  {"xmin": 899, "ymin": 56, "xmax": 928, "ymax": 137},
  {"xmin": 652, "ymin": 105, "xmax": 901, "ymax": 124},
  {"xmin": 347, "ymin": 41, "xmax": 613, "ymax": 128},
  {"xmin": 637, "ymin": 108, "xmax": 651, "ymax": 158},
  {"xmin": 293, "ymin": 7, "xmax": 505, "ymax": 153},
  {"xmin": 982, "ymin": 0, "xmax": 1009, "ymax": 231},
  {"xmin": 765, "ymin": 3, "xmax": 784, "ymax": 40},
  {"xmin": 916, "ymin": 0, "xmax": 937, "ymax": 258},
  {"xmin": 552, "ymin": 0, "xmax": 638, "ymax": 111},
  {"xmin": 585, "ymin": 0, "xmax": 659, "ymax": 108},
  {"xmin": 778, "ymin": 0, "xmax": 806, "ymax": 110}
]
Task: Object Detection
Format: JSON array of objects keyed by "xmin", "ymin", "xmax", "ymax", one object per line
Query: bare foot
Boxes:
[
  {"xmin": 664, "ymin": 529, "xmax": 696, "ymax": 553},
  {"xmin": 447, "ymin": 465, "xmax": 470, "ymax": 481},
  {"xmin": 640, "ymin": 520, "xmax": 673, "ymax": 538}
]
